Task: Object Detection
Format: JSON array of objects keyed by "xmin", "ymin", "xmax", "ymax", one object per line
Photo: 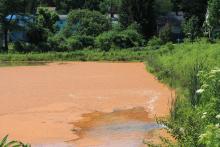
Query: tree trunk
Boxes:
[
  {"xmin": 111, "ymin": 11, "xmax": 114, "ymax": 18},
  {"xmin": 3, "ymin": 28, "xmax": 8, "ymax": 52}
]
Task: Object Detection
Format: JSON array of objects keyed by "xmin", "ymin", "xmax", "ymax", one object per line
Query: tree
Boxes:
[
  {"xmin": 55, "ymin": 0, "xmax": 85, "ymax": 14},
  {"xmin": 171, "ymin": 0, "xmax": 181, "ymax": 14},
  {"xmin": 36, "ymin": 7, "xmax": 59, "ymax": 33},
  {"xmin": 27, "ymin": 7, "xmax": 59, "ymax": 46},
  {"xmin": 0, "ymin": 0, "xmax": 26, "ymax": 52},
  {"xmin": 99, "ymin": 0, "xmax": 121, "ymax": 17},
  {"xmin": 205, "ymin": 0, "xmax": 220, "ymax": 39},
  {"xmin": 171, "ymin": 0, "xmax": 208, "ymax": 28},
  {"xmin": 155, "ymin": 0, "xmax": 173, "ymax": 15},
  {"xmin": 182, "ymin": 16, "xmax": 200, "ymax": 42},
  {"xmin": 64, "ymin": 9, "xmax": 111, "ymax": 37},
  {"xmin": 84, "ymin": 0, "xmax": 102, "ymax": 11},
  {"xmin": 119, "ymin": 0, "xmax": 156, "ymax": 39}
]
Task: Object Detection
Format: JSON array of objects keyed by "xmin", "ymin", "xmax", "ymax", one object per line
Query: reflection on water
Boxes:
[
  {"xmin": 71, "ymin": 107, "xmax": 161, "ymax": 147},
  {"xmin": 0, "ymin": 61, "xmax": 48, "ymax": 67}
]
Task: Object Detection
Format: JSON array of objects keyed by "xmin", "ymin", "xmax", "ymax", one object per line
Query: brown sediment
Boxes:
[
  {"xmin": 0, "ymin": 62, "xmax": 172, "ymax": 145},
  {"xmin": 72, "ymin": 107, "xmax": 152, "ymax": 139}
]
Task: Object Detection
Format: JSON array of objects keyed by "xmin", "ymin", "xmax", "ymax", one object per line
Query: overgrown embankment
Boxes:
[
  {"xmin": 146, "ymin": 40, "xmax": 220, "ymax": 146},
  {"xmin": 0, "ymin": 49, "xmax": 148, "ymax": 62}
]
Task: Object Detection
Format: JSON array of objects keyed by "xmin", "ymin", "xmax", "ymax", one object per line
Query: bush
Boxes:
[
  {"xmin": 95, "ymin": 31, "xmax": 116, "ymax": 51},
  {"xmin": 27, "ymin": 24, "xmax": 49, "ymax": 45},
  {"xmin": 48, "ymin": 34, "xmax": 68, "ymax": 51},
  {"xmin": 147, "ymin": 36, "xmax": 163, "ymax": 50},
  {"xmin": 182, "ymin": 16, "xmax": 200, "ymax": 42},
  {"xmin": 113, "ymin": 29, "xmax": 145, "ymax": 48},
  {"xmin": 64, "ymin": 9, "xmax": 111, "ymax": 37},
  {"xmin": 13, "ymin": 42, "xmax": 37, "ymax": 53},
  {"xmin": 66, "ymin": 35, "xmax": 95, "ymax": 50},
  {"xmin": 96, "ymin": 28, "xmax": 145, "ymax": 51}
]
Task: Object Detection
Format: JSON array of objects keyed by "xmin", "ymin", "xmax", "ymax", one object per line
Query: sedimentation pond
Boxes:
[{"xmin": 0, "ymin": 62, "xmax": 172, "ymax": 147}]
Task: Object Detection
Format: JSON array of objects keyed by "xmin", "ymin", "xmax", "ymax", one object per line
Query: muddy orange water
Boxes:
[{"xmin": 0, "ymin": 62, "xmax": 172, "ymax": 146}]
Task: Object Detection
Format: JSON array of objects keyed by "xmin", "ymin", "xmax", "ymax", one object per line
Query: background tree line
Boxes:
[{"xmin": 1, "ymin": 0, "xmax": 220, "ymax": 52}]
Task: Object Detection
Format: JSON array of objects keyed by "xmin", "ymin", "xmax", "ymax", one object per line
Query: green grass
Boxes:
[
  {"xmin": 0, "ymin": 49, "xmax": 148, "ymax": 62},
  {"xmin": 147, "ymin": 40, "xmax": 220, "ymax": 95},
  {"xmin": 146, "ymin": 40, "xmax": 220, "ymax": 146}
]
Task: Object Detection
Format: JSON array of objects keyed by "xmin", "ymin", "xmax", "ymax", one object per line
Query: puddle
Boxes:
[
  {"xmin": 70, "ymin": 107, "xmax": 161, "ymax": 147},
  {"xmin": 0, "ymin": 61, "xmax": 48, "ymax": 67}
]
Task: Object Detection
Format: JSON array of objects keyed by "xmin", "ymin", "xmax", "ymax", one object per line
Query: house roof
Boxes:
[
  {"xmin": 59, "ymin": 15, "xmax": 68, "ymax": 20},
  {"xmin": 6, "ymin": 15, "xmax": 34, "ymax": 21},
  {"xmin": 5, "ymin": 15, "xmax": 34, "ymax": 29}
]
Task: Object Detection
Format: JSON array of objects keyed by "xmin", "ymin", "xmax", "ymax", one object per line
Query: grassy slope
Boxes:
[
  {"xmin": 147, "ymin": 41, "xmax": 220, "ymax": 94},
  {"xmin": 0, "ymin": 49, "xmax": 148, "ymax": 62},
  {"xmin": 146, "ymin": 40, "xmax": 220, "ymax": 146}
]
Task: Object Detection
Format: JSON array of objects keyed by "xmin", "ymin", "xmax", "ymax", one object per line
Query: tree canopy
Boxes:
[{"xmin": 119, "ymin": 0, "xmax": 156, "ymax": 39}]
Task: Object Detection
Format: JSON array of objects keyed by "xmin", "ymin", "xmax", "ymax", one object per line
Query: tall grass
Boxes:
[
  {"xmin": 146, "ymin": 40, "xmax": 220, "ymax": 146},
  {"xmin": 0, "ymin": 48, "xmax": 148, "ymax": 62}
]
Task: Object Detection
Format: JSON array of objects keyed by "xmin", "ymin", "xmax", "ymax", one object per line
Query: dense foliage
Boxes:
[
  {"xmin": 119, "ymin": 0, "xmax": 156, "ymax": 39},
  {"xmin": 96, "ymin": 27, "xmax": 145, "ymax": 51},
  {"xmin": 146, "ymin": 40, "xmax": 220, "ymax": 146},
  {"xmin": 172, "ymin": 0, "xmax": 208, "ymax": 28},
  {"xmin": 205, "ymin": 0, "xmax": 220, "ymax": 39},
  {"xmin": 64, "ymin": 9, "xmax": 111, "ymax": 37}
]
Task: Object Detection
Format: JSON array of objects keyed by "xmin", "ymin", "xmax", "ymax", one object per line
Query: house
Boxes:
[
  {"xmin": 6, "ymin": 14, "xmax": 34, "ymax": 42},
  {"xmin": 157, "ymin": 11, "xmax": 184, "ymax": 42},
  {"xmin": 56, "ymin": 15, "xmax": 68, "ymax": 29},
  {"xmin": 5, "ymin": 13, "xmax": 67, "ymax": 42}
]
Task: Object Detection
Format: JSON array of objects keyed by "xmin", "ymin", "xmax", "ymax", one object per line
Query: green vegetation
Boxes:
[
  {"xmin": 0, "ymin": 135, "xmax": 30, "ymax": 147},
  {"xmin": 146, "ymin": 40, "xmax": 220, "ymax": 146},
  {"xmin": 119, "ymin": 0, "xmax": 156, "ymax": 39},
  {"xmin": 0, "ymin": 48, "xmax": 148, "ymax": 62}
]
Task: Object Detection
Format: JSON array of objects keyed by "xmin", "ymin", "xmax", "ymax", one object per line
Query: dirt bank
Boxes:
[{"xmin": 0, "ymin": 62, "xmax": 172, "ymax": 145}]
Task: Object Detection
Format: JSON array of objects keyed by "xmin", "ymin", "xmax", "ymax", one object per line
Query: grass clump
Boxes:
[{"xmin": 0, "ymin": 135, "xmax": 30, "ymax": 147}]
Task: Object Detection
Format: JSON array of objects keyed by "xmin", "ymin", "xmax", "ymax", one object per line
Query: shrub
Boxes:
[
  {"xmin": 48, "ymin": 34, "xmax": 68, "ymax": 52},
  {"xmin": 27, "ymin": 24, "xmax": 49, "ymax": 45},
  {"xmin": 147, "ymin": 36, "xmax": 163, "ymax": 50},
  {"xmin": 113, "ymin": 29, "xmax": 145, "ymax": 48},
  {"xmin": 66, "ymin": 35, "xmax": 95, "ymax": 51},
  {"xmin": 182, "ymin": 16, "xmax": 200, "ymax": 42},
  {"xmin": 64, "ymin": 9, "xmax": 111, "ymax": 37},
  {"xmin": 95, "ymin": 31, "xmax": 116, "ymax": 51},
  {"xmin": 13, "ymin": 42, "xmax": 37, "ymax": 53},
  {"xmin": 96, "ymin": 28, "xmax": 144, "ymax": 51}
]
